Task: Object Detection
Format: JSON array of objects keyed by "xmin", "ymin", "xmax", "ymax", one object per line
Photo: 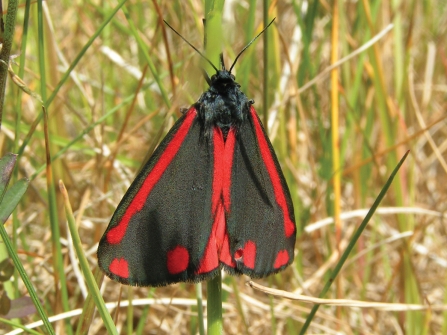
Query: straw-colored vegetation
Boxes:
[{"xmin": 0, "ymin": 0, "xmax": 446, "ymax": 334}]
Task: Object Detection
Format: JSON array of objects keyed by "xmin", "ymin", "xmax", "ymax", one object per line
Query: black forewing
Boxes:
[
  {"xmin": 97, "ymin": 109, "xmax": 218, "ymax": 286},
  {"xmin": 224, "ymin": 109, "xmax": 296, "ymax": 278}
]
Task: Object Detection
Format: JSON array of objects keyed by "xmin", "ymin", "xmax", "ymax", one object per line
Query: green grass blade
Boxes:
[
  {"xmin": 75, "ymin": 267, "xmax": 105, "ymax": 335},
  {"xmin": 59, "ymin": 180, "xmax": 118, "ymax": 335},
  {"xmin": 299, "ymin": 151, "xmax": 410, "ymax": 334},
  {"xmin": 0, "ymin": 318, "xmax": 43, "ymax": 335},
  {"xmin": 0, "ymin": 178, "xmax": 29, "ymax": 224},
  {"xmin": 135, "ymin": 288, "xmax": 155, "ymax": 335},
  {"xmin": 42, "ymin": 107, "xmax": 72, "ymax": 334}
]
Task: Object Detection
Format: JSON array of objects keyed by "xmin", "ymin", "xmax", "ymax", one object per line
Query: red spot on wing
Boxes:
[
  {"xmin": 109, "ymin": 258, "xmax": 129, "ymax": 278},
  {"xmin": 106, "ymin": 109, "xmax": 197, "ymax": 244},
  {"xmin": 249, "ymin": 107, "xmax": 295, "ymax": 237},
  {"xmin": 235, "ymin": 240, "xmax": 256, "ymax": 269},
  {"xmin": 273, "ymin": 250, "xmax": 289, "ymax": 269},
  {"xmin": 167, "ymin": 246, "xmax": 190, "ymax": 274}
]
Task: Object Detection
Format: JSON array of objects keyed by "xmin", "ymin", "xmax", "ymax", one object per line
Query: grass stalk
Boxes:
[
  {"xmin": 135, "ymin": 288, "xmax": 155, "ymax": 334},
  {"xmin": 207, "ymin": 272, "xmax": 223, "ymax": 335},
  {"xmin": 330, "ymin": 0, "xmax": 341, "ymax": 247},
  {"xmin": 0, "ymin": 0, "xmax": 19, "ymax": 128},
  {"xmin": 195, "ymin": 283, "xmax": 205, "ymax": 335},
  {"xmin": 330, "ymin": 0, "xmax": 342, "ymax": 323},
  {"xmin": 59, "ymin": 180, "xmax": 118, "ymax": 335},
  {"xmin": 0, "ymin": 318, "xmax": 42, "ymax": 335},
  {"xmin": 42, "ymin": 105, "xmax": 72, "ymax": 334},
  {"xmin": 262, "ymin": 0, "xmax": 269, "ymax": 131},
  {"xmin": 75, "ymin": 267, "xmax": 105, "ymax": 335},
  {"xmin": 11, "ymin": 0, "xmax": 32, "ymax": 300}
]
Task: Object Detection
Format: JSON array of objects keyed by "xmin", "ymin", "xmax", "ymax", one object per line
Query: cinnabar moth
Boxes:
[{"xmin": 97, "ymin": 19, "xmax": 296, "ymax": 287}]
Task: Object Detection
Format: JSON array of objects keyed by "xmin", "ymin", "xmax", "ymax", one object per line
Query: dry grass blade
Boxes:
[{"xmin": 247, "ymin": 281, "xmax": 447, "ymax": 312}]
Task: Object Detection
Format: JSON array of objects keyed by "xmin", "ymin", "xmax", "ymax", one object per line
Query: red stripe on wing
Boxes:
[
  {"xmin": 222, "ymin": 128, "xmax": 236, "ymax": 212},
  {"xmin": 249, "ymin": 107, "xmax": 295, "ymax": 238},
  {"xmin": 195, "ymin": 203, "xmax": 224, "ymax": 274},
  {"xmin": 196, "ymin": 128, "xmax": 228, "ymax": 274},
  {"xmin": 196, "ymin": 199, "xmax": 236, "ymax": 274},
  {"xmin": 211, "ymin": 128, "xmax": 225, "ymax": 215},
  {"xmin": 106, "ymin": 108, "xmax": 197, "ymax": 244},
  {"xmin": 219, "ymin": 128, "xmax": 237, "ymax": 268}
]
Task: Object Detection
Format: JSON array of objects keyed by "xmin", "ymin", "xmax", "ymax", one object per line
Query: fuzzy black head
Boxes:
[{"xmin": 194, "ymin": 70, "xmax": 252, "ymax": 141}]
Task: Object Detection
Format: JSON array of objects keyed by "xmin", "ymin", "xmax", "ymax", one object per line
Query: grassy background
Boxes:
[{"xmin": 0, "ymin": 0, "xmax": 447, "ymax": 334}]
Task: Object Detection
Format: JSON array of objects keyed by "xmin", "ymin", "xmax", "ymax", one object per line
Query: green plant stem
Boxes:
[
  {"xmin": 196, "ymin": 283, "xmax": 205, "ymax": 335},
  {"xmin": 204, "ymin": 0, "xmax": 225, "ymax": 72},
  {"xmin": 37, "ymin": 0, "xmax": 47, "ymax": 104},
  {"xmin": 299, "ymin": 151, "xmax": 410, "ymax": 334},
  {"xmin": 207, "ymin": 272, "xmax": 223, "ymax": 335},
  {"xmin": 75, "ymin": 267, "xmax": 104, "ymax": 335},
  {"xmin": 0, "ymin": 0, "xmax": 19, "ymax": 129},
  {"xmin": 204, "ymin": 2, "xmax": 224, "ymax": 334},
  {"xmin": 262, "ymin": 0, "xmax": 269, "ymax": 131},
  {"xmin": 135, "ymin": 288, "xmax": 155, "ymax": 334}
]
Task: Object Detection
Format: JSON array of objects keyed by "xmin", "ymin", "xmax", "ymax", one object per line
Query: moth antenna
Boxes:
[
  {"xmin": 229, "ymin": 18, "xmax": 276, "ymax": 73},
  {"xmin": 220, "ymin": 53, "xmax": 226, "ymax": 70},
  {"xmin": 163, "ymin": 20, "xmax": 219, "ymax": 73},
  {"xmin": 202, "ymin": 18, "xmax": 207, "ymax": 50},
  {"xmin": 201, "ymin": 68, "xmax": 212, "ymax": 86}
]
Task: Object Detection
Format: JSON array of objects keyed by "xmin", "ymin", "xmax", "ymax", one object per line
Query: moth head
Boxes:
[{"xmin": 208, "ymin": 70, "xmax": 237, "ymax": 91}]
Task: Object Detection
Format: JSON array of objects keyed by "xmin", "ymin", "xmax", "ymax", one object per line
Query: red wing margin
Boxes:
[
  {"xmin": 223, "ymin": 106, "xmax": 296, "ymax": 278},
  {"xmin": 97, "ymin": 108, "xmax": 221, "ymax": 286}
]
